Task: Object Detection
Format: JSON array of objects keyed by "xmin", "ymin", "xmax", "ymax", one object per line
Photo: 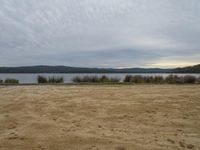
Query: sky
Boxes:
[{"xmin": 0, "ymin": 0, "xmax": 200, "ymax": 68}]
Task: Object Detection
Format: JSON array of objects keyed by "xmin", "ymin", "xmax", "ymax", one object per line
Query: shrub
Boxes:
[
  {"xmin": 183, "ymin": 75, "xmax": 196, "ymax": 84},
  {"xmin": 123, "ymin": 75, "xmax": 164, "ymax": 84},
  {"xmin": 143, "ymin": 76, "xmax": 154, "ymax": 83},
  {"xmin": 72, "ymin": 75, "xmax": 198, "ymax": 84},
  {"xmin": 109, "ymin": 77, "xmax": 120, "ymax": 83},
  {"xmin": 48, "ymin": 76, "xmax": 64, "ymax": 83},
  {"xmin": 37, "ymin": 75, "xmax": 64, "ymax": 83},
  {"xmin": 124, "ymin": 75, "xmax": 133, "ymax": 82},
  {"xmin": 82, "ymin": 76, "xmax": 96, "ymax": 82},
  {"xmin": 37, "ymin": 75, "xmax": 48, "ymax": 83},
  {"xmin": 0, "ymin": 79, "xmax": 3, "ymax": 83},
  {"xmin": 197, "ymin": 77, "xmax": 200, "ymax": 84},
  {"xmin": 91, "ymin": 76, "xmax": 100, "ymax": 82},
  {"xmin": 72, "ymin": 76, "xmax": 82, "ymax": 83},
  {"xmin": 4, "ymin": 78, "xmax": 19, "ymax": 84},
  {"xmin": 154, "ymin": 76, "xmax": 164, "ymax": 84},
  {"xmin": 72, "ymin": 75, "xmax": 120, "ymax": 83},
  {"xmin": 132, "ymin": 75, "xmax": 144, "ymax": 83},
  {"xmin": 100, "ymin": 75, "xmax": 109, "ymax": 82},
  {"xmin": 123, "ymin": 75, "xmax": 198, "ymax": 84},
  {"xmin": 164, "ymin": 75, "xmax": 197, "ymax": 84},
  {"xmin": 165, "ymin": 75, "xmax": 183, "ymax": 84}
]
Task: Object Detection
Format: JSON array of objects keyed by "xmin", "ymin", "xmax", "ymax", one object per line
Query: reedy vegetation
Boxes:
[
  {"xmin": 0, "ymin": 75, "xmax": 200, "ymax": 84},
  {"xmin": 72, "ymin": 75, "xmax": 120, "ymax": 83},
  {"xmin": 73, "ymin": 75, "xmax": 200, "ymax": 84},
  {"xmin": 124, "ymin": 75, "xmax": 199, "ymax": 84},
  {"xmin": 37, "ymin": 75, "xmax": 64, "ymax": 83},
  {"xmin": 4, "ymin": 78, "xmax": 19, "ymax": 84}
]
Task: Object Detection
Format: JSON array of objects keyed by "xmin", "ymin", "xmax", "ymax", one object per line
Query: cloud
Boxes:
[{"xmin": 0, "ymin": 0, "xmax": 200, "ymax": 68}]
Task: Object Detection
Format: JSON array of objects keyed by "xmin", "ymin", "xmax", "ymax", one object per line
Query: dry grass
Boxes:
[{"xmin": 0, "ymin": 85, "xmax": 200, "ymax": 150}]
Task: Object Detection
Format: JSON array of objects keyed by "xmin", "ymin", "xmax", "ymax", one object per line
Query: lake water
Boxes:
[{"xmin": 0, "ymin": 73, "xmax": 200, "ymax": 84}]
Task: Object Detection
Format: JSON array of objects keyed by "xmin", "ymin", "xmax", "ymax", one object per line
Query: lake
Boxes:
[{"xmin": 0, "ymin": 73, "xmax": 200, "ymax": 84}]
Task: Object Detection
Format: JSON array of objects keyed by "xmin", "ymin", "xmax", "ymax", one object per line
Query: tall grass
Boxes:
[
  {"xmin": 72, "ymin": 75, "xmax": 120, "ymax": 83},
  {"xmin": 183, "ymin": 75, "xmax": 196, "ymax": 84},
  {"xmin": 37, "ymin": 75, "xmax": 64, "ymax": 84},
  {"xmin": 4, "ymin": 78, "xmax": 19, "ymax": 84},
  {"xmin": 124, "ymin": 75, "xmax": 198, "ymax": 84},
  {"xmin": 48, "ymin": 76, "xmax": 64, "ymax": 83},
  {"xmin": 37, "ymin": 75, "xmax": 48, "ymax": 83},
  {"xmin": 165, "ymin": 75, "xmax": 197, "ymax": 84},
  {"xmin": 73, "ymin": 75, "xmax": 199, "ymax": 84},
  {"xmin": 197, "ymin": 77, "xmax": 200, "ymax": 84},
  {"xmin": 165, "ymin": 75, "xmax": 182, "ymax": 84},
  {"xmin": 124, "ymin": 75, "xmax": 164, "ymax": 84}
]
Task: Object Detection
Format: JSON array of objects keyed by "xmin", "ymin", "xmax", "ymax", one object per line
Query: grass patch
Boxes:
[
  {"xmin": 48, "ymin": 76, "xmax": 64, "ymax": 83},
  {"xmin": 37, "ymin": 75, "xmax": 64, "ymax": 84},
  {"xmin": 124, "ymin": 75, "xmax": 164, "ymax": 84},
  {"xmin": 37, "ymin": 75, "xmax": 48, "ymax": 83},
  {"xmin": 183, "ymin": 75, "xmax": 196, "ymax": 84},
  {"xmin": 4, "ymin": 78, "xmax": 19, "ymax": 84},
  {"xmin": 124, "ymin": 75, "xmax": 199, "ymax": 84},
  {"xmin": 72, "ymin": 75, "xmax": 120, "ymax": 83}
]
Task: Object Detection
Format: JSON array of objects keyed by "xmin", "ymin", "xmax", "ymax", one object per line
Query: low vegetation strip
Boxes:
[
  {"xmin": 37, "ymin": 75, "xmax": 64, "ymax": 84},
  {"xmin": 0, "ymin": 78, "xmax": 19, "ymax": 84},
  {"xmin": 72, "ymin": 75, "xmax": 120, "ymax": 83},
  {"xmin": 123, "ymin": 75, "xmax": 200, "ymax": 84},
  {"xmin": 0, "ymin": 75, "xmax": 200, "ymax": 85},
  {"xmin": 73, "ymin": 75, "xmax": 200, "ymax": 84}
]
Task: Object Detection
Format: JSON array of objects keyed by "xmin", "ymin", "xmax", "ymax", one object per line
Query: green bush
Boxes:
[
  {"xmin": 144, "ymin": 76, "xmax": 154, "ymax": 83},
  {"xmin": 165, "ymin": 75, "xmax": 197, "ymax": 84},
  {"xmin": 72, "ymin": 75, "xmax": 120, "ymax": 83},
  {"xmin": 154, "ymin": 76, "xmax": 164, "ymax": 83},
  {"xmin": 48, "ymin": 76, "xmax": 64, "ymax": 83},
  {"xmin": 124, "ymin": 75, "xmax": 159, "ymax": 84},
  {"xmin": 132, "ymin": 75, "xmax": 144, "ymax": 83},
  {"xmin": 100, "ymin": 75, "xmax": 109, "ymax": 82},
  {"xmin": 197, "ymin": 77, "xmax": 200, "ymax": 84},
  {"xmin": 0, "ymin": 79, "xmax": 3, "ymax": 83},
  {"xmin": 82, "ymin": 76, "xmax": 97, "ymax": 82},
  {"xmin": 109, "ymin": 77, "xmax": 121, "ymax": 83},
  {"xmin": 72, "ymin": 76, "xmax": 82, "ymax": 83},
  {"xmin": 4, "ymin": 78, "xmax": 19, "ymax": 84},
  {"xmin": 124, "ymin": 75, "xmax": 133, "ymax": 82},
  {"xmin": 37, "ymin": 75, "xmax": 48, "ymax": 83},
  {"xmin": 37, "ymin": 75, "xmax": 64, "ymax": 83},
  {"xmin": 73, "ymin": 76, "xmax": 100, "ymax": 82},
  {"xmin": 123, "ymin": 75, "xmax": 197, "ymax": 84},
  {"xmin": 165, "ymin": 75, "xmax": 183, "ymax": 84},
  {"xmin": 183, "ymin": 75, "xmax": 196, "ymax": 84}
]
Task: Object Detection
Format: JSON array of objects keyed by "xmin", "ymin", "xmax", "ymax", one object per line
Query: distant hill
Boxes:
[
  {"xmin": 173, "ymin": 64, "xmax": 200, "ymax": 73},
  {"xmin": 0, "ymin": 64, "xmax": 199, "ymax": 73},
  {"xmin": 0, "ymin": 65, "xmax": 172, "ymax": 73}
]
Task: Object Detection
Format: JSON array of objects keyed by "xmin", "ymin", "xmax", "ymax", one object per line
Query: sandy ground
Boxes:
[{"xmin": 0, "ymin": 85, "xmax": 200, "ymax": 150}]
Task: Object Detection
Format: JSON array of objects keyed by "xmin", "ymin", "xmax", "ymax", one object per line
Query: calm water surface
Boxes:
[{"xmin": 0, "ymin": 73, "xmax": 199, "ymax": 84}]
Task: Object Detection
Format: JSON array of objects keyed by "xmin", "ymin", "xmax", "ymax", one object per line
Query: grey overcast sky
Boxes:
[{"xmin": 0, "ymin": 0, "xmax": 200, "ymax": 68}]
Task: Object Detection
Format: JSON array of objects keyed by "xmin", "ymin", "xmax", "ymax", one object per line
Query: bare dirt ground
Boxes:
[{"xmin": 0, "ymin": 85, "xmax": 200, "ymax": 150}]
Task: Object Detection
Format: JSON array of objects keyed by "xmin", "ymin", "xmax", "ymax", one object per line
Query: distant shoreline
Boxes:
[{"xmin": 0, "ymin": 64, "xmax": 199, "ymax": 73}]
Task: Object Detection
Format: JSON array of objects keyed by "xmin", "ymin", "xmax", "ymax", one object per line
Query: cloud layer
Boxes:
[{"xmin": 0, "ymin": 0, "xmax": 200, "ymax": 68}]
